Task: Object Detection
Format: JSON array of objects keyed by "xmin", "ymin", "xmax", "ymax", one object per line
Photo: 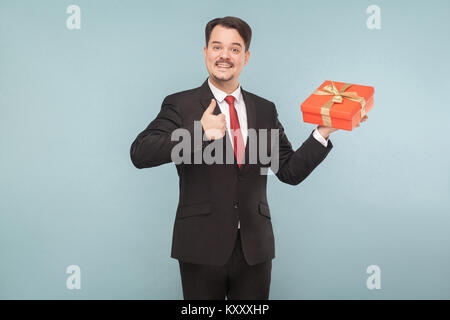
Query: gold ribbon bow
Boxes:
[{"xmin": 313, "ymin": 81, "xmax": 366, "ymax": 127}]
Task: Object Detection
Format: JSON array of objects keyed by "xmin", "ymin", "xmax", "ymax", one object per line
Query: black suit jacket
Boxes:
[{"xmin": 130, "ymin": 78, "xmax": 333, "ymax": 266}]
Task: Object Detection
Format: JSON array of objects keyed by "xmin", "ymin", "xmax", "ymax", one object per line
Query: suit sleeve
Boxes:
[
  {"xmin": 130, "ymin": 96, "xmax": 210, "ymax": 169},
  {"xmin": 272, "ymin": 103, "xmax": 333, "ymax": 185}
]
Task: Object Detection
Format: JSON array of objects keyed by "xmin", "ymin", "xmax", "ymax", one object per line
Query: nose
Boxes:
[{"xmin": 220, "ymin": 48, "xmax": 231, "ymax": 60}]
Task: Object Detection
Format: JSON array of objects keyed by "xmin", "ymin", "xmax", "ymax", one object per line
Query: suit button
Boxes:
[{"xmin": 234, "ymin": 202, "xmax": 239, "ymax": 209}]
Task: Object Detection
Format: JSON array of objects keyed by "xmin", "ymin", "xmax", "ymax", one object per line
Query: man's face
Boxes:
[{"xmin": 203, "ymin": 25, "xmax": 250, "ymax": 84}]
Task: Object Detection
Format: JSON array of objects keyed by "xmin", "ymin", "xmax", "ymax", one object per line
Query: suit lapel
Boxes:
[
  {"xmin": 199, "ymin": 78, "xmax": 257, "ymax": 172},
  {"xmin": 239, "ymin": 88, "xmax": 256, "ymax": 174}
]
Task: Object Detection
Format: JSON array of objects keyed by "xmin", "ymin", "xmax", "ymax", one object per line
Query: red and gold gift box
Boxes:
[{"xmin": 300, "ymin": 80, "xmax": 374, "ymax": 131}]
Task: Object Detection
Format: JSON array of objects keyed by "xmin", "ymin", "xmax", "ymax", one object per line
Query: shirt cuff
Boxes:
[{"xmin": 313, "ymin": 127, "xmax": 328, "ymax": 147}]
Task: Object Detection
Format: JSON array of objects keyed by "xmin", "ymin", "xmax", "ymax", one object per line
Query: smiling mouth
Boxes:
[{"xmin": 216, "ymin": 62, "xmax": 233, "ymax": 69}]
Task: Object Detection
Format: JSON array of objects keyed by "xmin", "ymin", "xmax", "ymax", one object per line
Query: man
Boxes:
[{"xmin": 130, "ymin": 16, "xmax": 368, "ymax": 300}]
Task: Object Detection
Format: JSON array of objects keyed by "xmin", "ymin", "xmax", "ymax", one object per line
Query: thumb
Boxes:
[{"xmin": 205, "ymin": 98, "xmax": 216, "ymax": 114}]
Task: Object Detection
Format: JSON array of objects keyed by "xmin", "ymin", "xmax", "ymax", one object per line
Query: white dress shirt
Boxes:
[
  {"xmin": 208, "ymin": 78, "xmax": 248, "ymax": 150},
  {"xmin": 207, "ymin": 79, "xmax": 329, "ymax": 229}
]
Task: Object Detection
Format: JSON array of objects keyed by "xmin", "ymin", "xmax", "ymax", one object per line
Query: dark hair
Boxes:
[{"xmin": 205, "ymin": 16, "xmax": 252, "ymax": 52}]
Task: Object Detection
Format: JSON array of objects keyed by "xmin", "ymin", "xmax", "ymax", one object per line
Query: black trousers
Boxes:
[{"xmin": 178, "ymin": 229, "xmax": 272, "ymax": 300}]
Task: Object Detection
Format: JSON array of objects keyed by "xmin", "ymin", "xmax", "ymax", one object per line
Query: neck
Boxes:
[{"xmin": 209, "ymin": 76, "xmax": 239, "ymax": 94}]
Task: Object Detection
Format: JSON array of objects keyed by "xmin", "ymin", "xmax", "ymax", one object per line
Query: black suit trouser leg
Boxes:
[{"xmin": 178, "ymin": 230, "xmax": 272, "ymax": 300}]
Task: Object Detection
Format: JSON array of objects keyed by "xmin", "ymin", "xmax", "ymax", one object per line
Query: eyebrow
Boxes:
[{"xmin": 211, "ymin": 41, "xmax": 242, "ymax": 48}]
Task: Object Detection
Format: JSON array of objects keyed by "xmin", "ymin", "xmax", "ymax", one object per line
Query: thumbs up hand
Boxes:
[{"xmin": 201, "ymin": 99, "xmax": 226, "ymax": 140}]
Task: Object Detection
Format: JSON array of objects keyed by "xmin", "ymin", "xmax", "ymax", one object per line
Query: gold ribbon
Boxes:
[{"xmin": 313, "ymin": 81, "xmax": 366, "ymax": 127}]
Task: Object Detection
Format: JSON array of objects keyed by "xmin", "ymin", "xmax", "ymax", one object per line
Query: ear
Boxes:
[
  {"xmin": 203, "ymin": 46, "xmax": 207, "ymax": 59},
  {"xmin": 244, "ymin": 50, "xmax": 250, "ymax": 66}
]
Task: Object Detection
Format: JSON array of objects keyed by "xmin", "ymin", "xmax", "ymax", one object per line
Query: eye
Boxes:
[
  {"xmin": 232, "ymin": 48, "xmax": 240, "ymax": 53},
  {"xmin": 213, "ymin": 46, "xmax": 221, "ymax": 50}
]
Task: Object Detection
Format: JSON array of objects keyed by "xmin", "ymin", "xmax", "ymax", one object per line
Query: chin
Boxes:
[{"xmin": 212, "ymin": 73, "xmax": 234, "ymax": 82}]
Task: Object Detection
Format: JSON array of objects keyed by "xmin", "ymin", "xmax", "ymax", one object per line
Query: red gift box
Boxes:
[{"xmin": 300, "ymin": 80, "xmax": 374, "ymax": 131}]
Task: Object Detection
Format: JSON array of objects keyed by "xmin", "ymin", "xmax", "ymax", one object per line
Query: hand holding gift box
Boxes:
[
  {"xmin": 300, "ymin": 81, "xmax": 374, "ymax": 136},
  {"xmin": 317, "ymin": 114, "xmax": 368, "ymax": 139}
]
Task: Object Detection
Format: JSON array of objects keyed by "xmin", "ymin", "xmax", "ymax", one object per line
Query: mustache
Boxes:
[{"xmin": 216, "ymin": 60, "xmax": 233, "ymax": 66}]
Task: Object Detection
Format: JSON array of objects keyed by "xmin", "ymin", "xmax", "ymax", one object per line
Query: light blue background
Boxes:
[{"xmin": 1, "ymin": 0, "xmax": 449, "ymax": 299}]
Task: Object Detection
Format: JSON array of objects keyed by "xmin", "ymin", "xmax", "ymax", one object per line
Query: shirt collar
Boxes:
[{"xmin": 208, "ymin": 78, "xmax": 242, "ymax": 104}]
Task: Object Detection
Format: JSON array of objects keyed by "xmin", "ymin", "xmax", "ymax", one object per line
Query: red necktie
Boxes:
[{"xmin": 224, "ymin": 95, "xmax": 245, "ymax": 168}]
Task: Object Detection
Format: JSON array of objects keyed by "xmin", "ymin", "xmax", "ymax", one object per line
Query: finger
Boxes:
[
  {"xmin": 205, "ymin": 128, "xmax": 222, "ymax": 140},
  {"xmin": 205, "ymin": 99, "xmax": 216, "ymax": 114}
]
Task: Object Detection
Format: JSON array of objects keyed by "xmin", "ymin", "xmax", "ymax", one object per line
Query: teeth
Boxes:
[{"xmin": 217, "ymin": 64, "xmax": 231, "ymax": 68}]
